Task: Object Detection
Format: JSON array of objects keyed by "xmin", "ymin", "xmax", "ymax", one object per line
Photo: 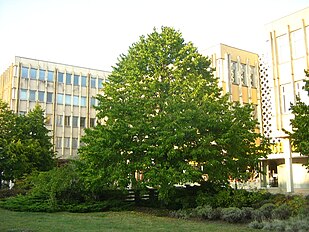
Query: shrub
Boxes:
[
  {"xmin": 0, "ymin": 188, "xmax": 26, "ymax": 199},
  {"xmin": 248, "ymin": 220, "xmax": 265, "ymax": 229},
  {"xmin": 241, "ymin": 207, "xmax": 254, "ymax": 221},
  {"xmin": 272, "ymin": 203, "xmax": 292, "ymax": 220},
  {"xmin": 169, "ymin": 209, "xmax": 195, "ymax": 219},
  {"xmin": 195, "ymin": 205, "xmax": 213, "ymax": 219},
  {"xmin": 259, "ymin": 203, "xmax": 276, "ymax": 219},
  {"xmin": 262, "ymin": 219, "xmax": 286, "ymax": 231},
  {"xmin": 287, "ymin": 195, "xmax": 306, "ymax": 216},
  {"xmin": 221, "ymin": 207, "xmax": 244, "ymax": 223}
]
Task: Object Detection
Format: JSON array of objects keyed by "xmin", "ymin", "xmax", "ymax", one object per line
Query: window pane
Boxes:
[
  {"xmin": 39, "ymin": 69, "xmax": 45, "ymax": 80},
  {"xmin": 47, "ymin": 92, "xmax": 53, "ymax": 103},
  {"xmin": 81, "ymin": 75, "xmax": 87, "ymax": 87},
  {"xmin": 45, "ymin": 114, "xmax": 52, "ymax": 125},
  {"xmin": 47, "ymin": 71, "xmax": 54, "ymax": 82},
  {"xmin": 241, "ymin": 64, "xmax": 247, "ymax": 86},
  {"xmin": 20, "ymin": 89, "xmax": 27, "ymax": 100},
  {"xmin": 231, "ymin": 62, "xmax": 238, "ymax": 84},
  {"xmin": 29, "ymin": 90, "xmax": 36, "ymax": 101},
  {"xmin": 64, "ymin": 116, "xmax": 71, "ymax": 126},
  {"xmin": 30, "ymin": 68, "xmax": 37, "ymax": 79},
  {"xmin": 66, "ymin": 73, "xmax": 72, "ymax": 85},
  {"xmin": 21, "ymin": 66, "xmax": 28, "ymax": 78},
  {"xmin": 58, "ymin": 72, "xmax": 64, "ymax": 83},
  {"xmin": 90, "ymin": 118, "xmax": 95, "ymax": 127},
  {"xmin": 73, "ymin": 96, "xmax": 79, "ymax": 106},
  {"xmin": 72, "ymin": 116, "xmax": 78, "ymax": 127},
  {"xmin": 91, "ymin": 77, "xmax": 96, "ymax": 88},
  {"xmin": 56, "ymin": 137, "xmax": 62, "ymax": 148},
  {"xmin": 38, "ymin": 91, "xmax": 45, "ymax": 102},
  {"xmin": 64, "ymin": 137, "xmax": 70, "ymax": 148},
  {"xmin": 74, "ymin": 74, "xmax": 79, "ymax": 86},
  {"xmin": 72, "ymin": 138, "xmax": 78, "ymax": 149},
  {"xmin": 80, "ymin": 96, "xmax": 86, "ymax": 107},
  {"xmin": 80, "ymin": 117, "xmax": 86, "ymax": 128},
  {"xmin": 56, "ymin": 115, "xmax": 63, "ymax": 126},
  {"xmin": 98, "ymin": 79, "xmax": 103, "ymax": 89},
  {"xmin": 250, "ymin": 66, "xmax": 257, "ymax": 88},
  {"xmin": 65, "ymin": 94, "xmax": 71, "ymax": 105},
  {"xmin": 57, "ymin": 93, "xmax": 64, "ymax": 104}
]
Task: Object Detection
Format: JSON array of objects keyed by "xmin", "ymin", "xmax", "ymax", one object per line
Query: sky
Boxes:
[{"xmin": 0, "ymin": 0, "xmax": 308, "ymax": 72}]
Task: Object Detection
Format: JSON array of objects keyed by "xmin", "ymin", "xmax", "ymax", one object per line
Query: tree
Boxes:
[
  {"xmin": 289, "ymin": 70, "xmax": 309, "ymax": 163},
  {"xmin": 79, "ymin": 27, "xmax": 269, "ymax": 199},
  {"xmin": 0, "ymin": 102, "xmax": 55, "ymax": 188}
]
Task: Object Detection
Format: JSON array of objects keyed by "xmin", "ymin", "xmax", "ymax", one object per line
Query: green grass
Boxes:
[{"xmin": 0, "ymin": 208, "xmax": 258, "ymax": 232}]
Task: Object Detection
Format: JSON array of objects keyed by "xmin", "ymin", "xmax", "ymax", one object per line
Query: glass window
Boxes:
[
  {"xmin": 56, "ymin": 115, "xmax": 63, "ymax": 126},
  {"xmin": 39, "ymin": 69, "xmax": 45, "ymax": 80},
  {"xmin": 66, "ymin": 73, "xmax": 72, "ymax": 85},
  {"xmin": 19, "ymin": 111, "xmax": 26, "ymax": 115},
  {"xmin": 277, "ymin": 34, "xmax": 290, "ymax": 64},
  {"xmin": 81, "ymin": 75, "xmax": 87, "ymax": 87},
  {"xmin": 98, "ymin": 79, "xmax": 103, "ymax": 89},
  {"xmin": 45, "ymin": 115, "xmax": 52, "ymax": 125},
  {"xmin": 72, "ymin": 138, "xmax": 78, "ymax": 149},
  {"xmin": 90, "ymin": 118, "xmax": 96, "ymax": 127},
  {"xmin": 30, "ymin": 68, "xmax": 37, "ymax": 79},
  {"xmin": 47, "ymin": 70, "xmax": 54, "ymax": 82},
  {"xmin": 47, "ymin": 92, "xmax": 53, "ymax": 103},
  {"xmin": 250, "ymin": 66, "xmax": 257, "ymax": 88},
  {"xmin": 29, "ymin": 90, "xmax": 36, "ymax": 101},
  {"xmin": 74, "ymin": 74, "xmax": 79, "ymax": 86},
  {"xmin": 91, "ymin": 77, "xmax": 96, "ymax": 88},
  {"xmin": 291, "ymin": 29, "xmax": 305, "ymax": 59},
  {"xmin": 57, "ymin": 93, "xmax": 64, "ymax": 105},
  {"xmin": 56, "ymin": 137, "xmax": 62, "ymax": 148},
  {"xmin": 72, "ymin": 116, "xmax": 78, "ymax": 127},
  {"xmin": 231, "ymin": 62, "xmax": 238, "ymax": 84},
  {"xmin": 64, "ymin": 137, "xmax": 70, "ymax": 148},
  {"xmin": 65, "ymin": 94, "xmax": 71, "ymax": 105},
  {"xmin": 90, "ymin": 97, "xmax": 96, "ymax": 107},
  {"xmin": 80, "ymin": 117, "xmax": 86, "ymax": 128},
  {"xmin": 64, "ymin": 116, "xmax": 71, "ymax": 126},
  {"xmin": 73, "ymin": 96, "xmax": 79, "ymax": 106},
  {"xmin": 58, "ymin": 72, "xmax": 64, "ymax": 83},
  {"xmin": 38, "ymin": 91, "xmax": 45, "ymax": 102},
  {"xmin": 20, "ymin": 89, "xmax": 27, "ymax": 100},
  {"xmin": 80, "ymin": 96, "xmax": 86, "ymax": 107},
  {"xmin": 241, "ymin": 64, "xmax": 247, "ymax": 86},
  {"xmin": 21, "ymin": 66, "xmax": 28, "ymax": 78}
]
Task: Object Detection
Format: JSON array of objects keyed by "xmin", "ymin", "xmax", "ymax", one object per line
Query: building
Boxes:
[
  {"xmin": 0, "ymin": 56, "xmax": 110, "ymax": 159},
  {"xmin": 260, "ymin": 7, "xmax": 309, "ymax": 192}
]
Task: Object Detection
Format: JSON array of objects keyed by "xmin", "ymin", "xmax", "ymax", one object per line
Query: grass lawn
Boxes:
[{"xmin": 0, "ymin": 208, "xmax": 258, "ymax": 232}]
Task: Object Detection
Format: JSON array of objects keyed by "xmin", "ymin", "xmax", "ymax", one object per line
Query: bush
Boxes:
[
  {"xmin": 248, "ymin": 220, "xmax": 265, "ymax": 229},
  {"xmin": 259, "ymin": 203, "xmax": 276, "ymax": 219},
  {"xmin": 241, "ymin": 207, "xmax": 254, "ymax": 221},
  {"xmin": 169, "ymin": 209, "xmax": 195, "ymax": 219},
  {"xmin": 0, "ymin": 188, "xmax": 26, "ymax": 199},
  {"xmin": 195, "ymin": 205, "xmax": 213, "ymax": 219},
  {"xmin": 221, "ymin": 207, "xmax": 244, "ymax": 223},
  {"xmin": 262, "ymin": 219, "xmax": 286, "ymax": 231},
  {"xmin": 272, "ymin": 203, "xmax": 292, "ymax": 220}
]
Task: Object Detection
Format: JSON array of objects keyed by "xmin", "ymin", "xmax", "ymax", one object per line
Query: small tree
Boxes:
[
  {"xmin": 79, "ymin": 27, "xmax": 269, "ymax": 199},
  {"xmin": 289, "ymin": 70, "xmax": 309, "ymax": 164}
]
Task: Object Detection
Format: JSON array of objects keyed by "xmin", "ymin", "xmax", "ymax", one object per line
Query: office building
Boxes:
[{"xmin": 0, "ymin": 56, "xmax": 110, "ymax": 159}]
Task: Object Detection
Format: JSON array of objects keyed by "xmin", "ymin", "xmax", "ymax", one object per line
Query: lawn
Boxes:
[{"xmin": 0, "ymin": 208, "xmax": 258, "ymax": 232}]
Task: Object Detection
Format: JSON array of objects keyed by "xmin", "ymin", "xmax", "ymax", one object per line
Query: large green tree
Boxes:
[
  {"xmin": 79, "ymin": 27, "xmax": 269, "ymax": 198},
  {"xmin": 289, "ymin": 70, "xmax": 309, "ymax": 162},
  {"xmin": 0, "ymin": 102, "xmax": 55, "ymax": 188}
]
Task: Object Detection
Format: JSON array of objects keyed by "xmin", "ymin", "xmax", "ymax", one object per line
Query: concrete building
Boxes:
[
  {"xmin": 260, "ymin": 7, "xmax": 309, "ymax": 192},
  {"xmin": 0, "ymin": 56, "xmax": 110, "ymax": 159}
]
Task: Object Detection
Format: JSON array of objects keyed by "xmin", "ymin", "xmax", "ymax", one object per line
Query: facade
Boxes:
[
  {"xmin": 260, "ymin": 7, "xmax": 309, "ymax": 192},
  {"xmin": 0, "ymin": 56, "xmax": 110, "ymax": 159}
]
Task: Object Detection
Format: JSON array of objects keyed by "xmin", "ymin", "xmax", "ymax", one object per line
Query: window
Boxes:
[
  {"xmin": 64, "ymin": 137, "xmax": 70, "ymax": 148},
  {"xmin": 277, "ymin": 34, "xmax": 290, "ymax": 64},
  {"xmin": 90, "ymin": 118, "xmax": 96, "ymax": 127},
  {"xmin": 72, "ymin": 138, "xmax": 78, "ymax": 149},
  {"xmin": 80, "ymin": 96, "xmax": 87, "ymax": 107},
  {"xmin": 19, "ymin": 89, "xmax": 27, "ymax": 100},
  {"xmin": 231, "ymin": 62, "xmax": 238, "ymax": 84},
  {"xmin": 66, "ymin": 73, "xmax": 72, "ymax": 85},
  {"xmin": 29, "ymin": 90, "xmax": 36, "ymax": 101},
  {"xmin": 19, "ymin": 111, "xmax": 26, "ymax": 115},
  {"xmin": 281, "ymin": 84, "xmax": 294, "ymax": 113},
  {"xmin": 65, "ymin": 94, "xmax": 71, "ymax": 105},
  {"xmin": 74, "ymin": 74, "xmax": 79, "ymax": 86},
  {"xmin": 80, "ymin": 117, "xmax": 86, "ymax": 128},
  {"xmin": 98, "ymin": 79, "xmax": 103, "ymax": 89},
  {"xmin": 39, "ymin": 69, "xmax": 45, "ymax": 80},
  {"xmin": 47, "ymin": 92, "xmax": 53, "ymax": 103},
  {"xmin": 64, "ymin": 116, "xmax": 71, "ymax": 126},
  {"xmin": 91, "ymin": 77, "xmax": 96, "ymax": 88},
  {"xmin": 57, "ymin": 93, "xmax": 64, "ymax": 104},
  {"xmin": 56, "ymin": 137, "xmax": 62, "ymax": 148},
  {"xmin": 38, "ymin": 91, "xmax": 45, "ymax": 102},
  {"xmin": 47, "ymin": 70, "xmax": 54, "ymax": 82},
  {"xmin": 56, "ymin": 115, "xmax": 63, "ymax": 126},
  {"xmin": 58, "ymin": 72, "xmax": 64, "ymax": 83},
  {"xmin": 72, "ymin": 116, "xmax": 78, "ymax": 127},
  {"xmin": 90, "ymin": 97, "xmax": 96, "ymax": 107},
  {"xmin": 250, "ymin": 66, "xmax": 257, "ymax": 88},
  {"xmin": 73, "ymin": 95, "xmax": 79, "ymax": 106},
  {"xmin": 241, "ymin": 64, "xmax": 247, "ymax": 86},
  {"xmin": 291, "ymin": 29, "xmax": 305, "ymax": 59},
  {"xmin": 45, "ymin": 114, "xmax": 52, "ymax": 125},
  {"xmin": 21, "ymin": 66, "xmax": 28, "ymax": 78},
  {"xmin": 30, "ymin": 68, "xmax": 37, "ymax": 79},
  {"xmin": 81, "ymin": 75, "xmax": 87, "ymax": 87}
]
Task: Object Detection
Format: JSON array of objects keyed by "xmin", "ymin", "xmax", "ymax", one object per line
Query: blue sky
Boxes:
[{"xmin": 0, "ymin": 0, "xmax": 308, "ymax": 72}]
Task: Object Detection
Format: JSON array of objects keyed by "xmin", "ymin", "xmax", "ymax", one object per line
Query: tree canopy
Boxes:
[
  {"xmin": 0, "ymin": 101, "xmax": 55, "ymax": 188},
  {"xmin": 289, "ymin": 70, "xmax": 309, "ymax": 161},
  {"xmin": 79, "ymin": 27, "xmax": 269, "ymax": 199}
]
